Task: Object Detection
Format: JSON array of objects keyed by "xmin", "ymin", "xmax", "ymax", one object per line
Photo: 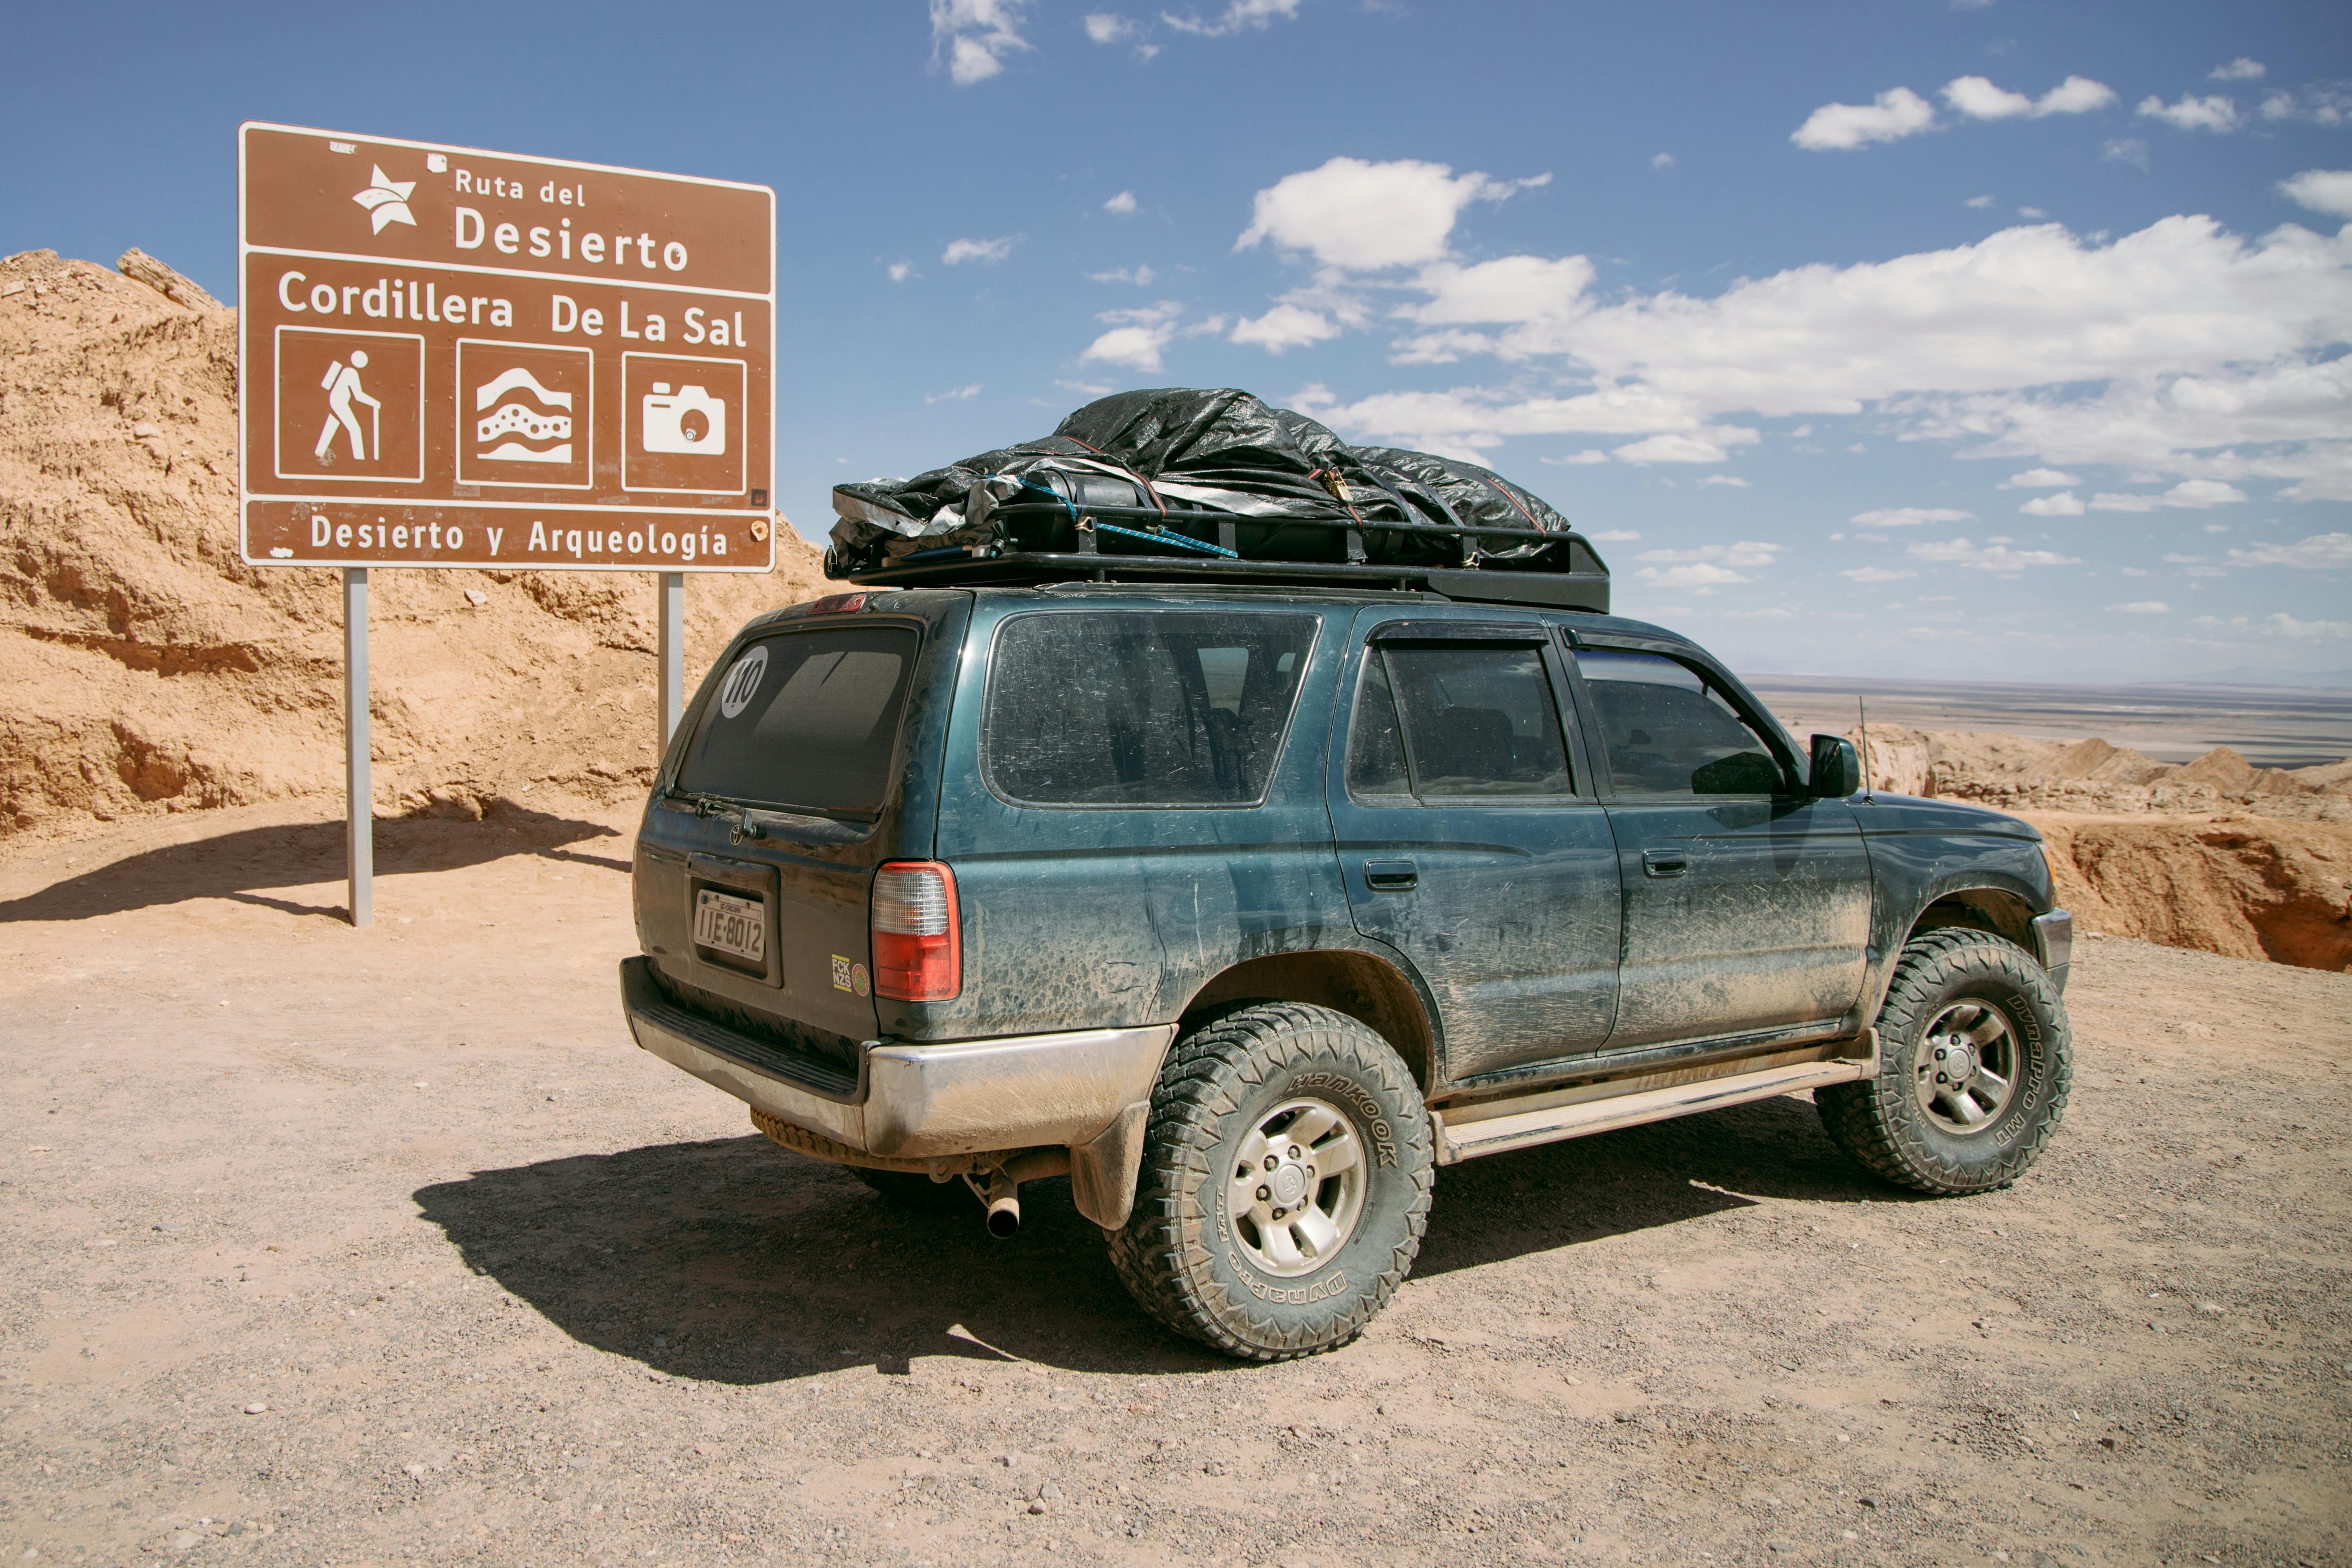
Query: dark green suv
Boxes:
[{"xmin": 623, "ymin": 577, "xmax": 2072, "ymax": 1360}]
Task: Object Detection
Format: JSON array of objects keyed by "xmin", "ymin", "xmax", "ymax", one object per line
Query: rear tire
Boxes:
[
  {"xmin": 1107, "ymin": 1003, "xmax": 1433, "ymax": 1361},
  {"xmin": 1817, "ymin": 928, "xmax": 2072, "ymax": 1194}
]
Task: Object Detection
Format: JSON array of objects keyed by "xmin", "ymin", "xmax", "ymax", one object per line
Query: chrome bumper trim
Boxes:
[
  {"xmin": 2032, "ymin": 909, "xmax": 2073, "ymax": 995},
  {"xmin": 620, "ymin": 957, "xmax": 1175, "ymax": 1160}
]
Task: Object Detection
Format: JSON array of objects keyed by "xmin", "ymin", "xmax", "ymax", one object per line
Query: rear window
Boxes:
[
  {"xmin": 983, "ymin": 610, "xmax": 1318, "ymax": 807},
  {"xmin": 675, "ymin": 625, "xmax": 918, "ymax": 816}
]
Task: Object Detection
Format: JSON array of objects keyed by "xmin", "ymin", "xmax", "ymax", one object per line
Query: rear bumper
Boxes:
[
  {"xmin": 619, "ymin": 956, "xmax": 1173, "ymax": 1160},
  {"xmin": 2032, "ymin": 909, "xmax": 2073, "ymax": 995}
]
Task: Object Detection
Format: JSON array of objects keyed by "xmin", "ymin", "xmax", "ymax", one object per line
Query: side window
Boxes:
[
  {"xmin": 983, "ymin": 611, "xmax": 1318, "ymax": 807},
  {"xmin": 1575, "ymin": 649, "xmax": 1786, "ymax": 796},
  {"xmin": 1347, "ymin": 640, "xmax": 1573, "ymax": 800}
]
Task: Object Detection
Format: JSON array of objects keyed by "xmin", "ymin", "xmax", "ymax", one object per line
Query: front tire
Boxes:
[
  {"xmin": 1108, "ymin": 1003, "xmax": 1433, "ymax": 1361},
  {"xmin": 1817, "ymin": 928, "xmax": 2072, "ymax": 1194}
]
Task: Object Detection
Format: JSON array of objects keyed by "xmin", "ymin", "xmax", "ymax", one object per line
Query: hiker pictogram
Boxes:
[{"xmin": 314, "ymin": 351, "xmax": 382, "ymax": 463}]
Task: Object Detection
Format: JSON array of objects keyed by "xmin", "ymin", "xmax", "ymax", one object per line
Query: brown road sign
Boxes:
[{"xmin": 238, "ymin": 123, "xmax": 775, "ymax": 572}]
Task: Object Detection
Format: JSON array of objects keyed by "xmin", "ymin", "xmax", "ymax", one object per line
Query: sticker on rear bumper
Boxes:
[{"xmin": 830, "ymin": 955, "xmax": 870, "ymax": 996}]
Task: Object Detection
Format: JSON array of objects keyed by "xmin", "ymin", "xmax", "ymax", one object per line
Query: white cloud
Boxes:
[
  {"xmin": 1942, "ymin": 75, "xmax": 2118, "ymax": 120},
  {"xmin": 1083, "ymin": 12, "xmax": 1133, "ymax": 42},
  {"xmin": 1851, "ymin": 507, "xmax": 1972, "ymax": 527},
  {"xmin": 2210, "ymin": 58, "xmax": 2265, "ymax": 82},
  {"xmin": 1162, "ymin": 0, "xmax": 1301, "ymax": 36},
  {"xmin": 2261, "ymin": 87, "xmax": 2352, "ymax": 128},
  {"xmin": 1089, "ymin": 264, "xmax": 1157, "ymax": 285},
  {"xmin": 1966, "ymin": 194, "xmax": 1995, "ymax": 209},
  {"xmin": 2085, "ymin": 479, "xmax": 2249, "ymax": 511},
  {"xmin": 2002, "ymin": 467, "xmax": 2081, "ymax": 487},
  {"xmin": 2103, "ymin": 138, "xmax": 2149, "ymax": 169},
  {"xmin": 1698, "ymin": 475, "xmax": 1751, "ymax": 487},
  {"xmin": 1792, "ymin": 87, "xmax": 1938, "ymax": 151},
  {"xmin": 2020, "ymin": 490, "xmax": 2087, "ymax": 517},
  {"xmin": 1841, "ymin": 566, "xmax": 1918, "ymax": 582},
  {"xmin": 2193, "ymin": 611, "xmax": 2352, "ymax": 640},
  {"xmin": 924, "ymin": 384, "xmax": 983, "ymax": 404},
  {"xmin": 2110, "ymin": 600, "xmax": 2172, "ymax": 613},
  {"xmin": 1545, "ymin": 450, "xmax": 1613, "ymax": 467},
  {"xmin": 1104, "ymin": 190, "xmax": 1139, "ymax": 215},
  {"xmin": 942, "ymin": 235, "xmax": 1016, "ymax": 265},
  {"xmin": 1236, "ymin": 157, "xmax": 1548, "ymax": 270},
  {"xmin": 2281, "ymin": 170, "xmax": 2352, "ymax": 220},
  {"xmin": 1651, "ymin": 152, "xmax": 1675, "ymax": 170},
  {"xmin": 1589, "ymin": 528, "xmax": 1642, "ymax": 541},
  {"xmin": 1611, "ymin": 428, "xmax": 1760, "ymax": 465},
  {"xmin": 1406, "ymin": 255, "xmax": 1594, "ymax": 327},
  {"xmin": 2018, "ymin": 206, "xmax": 2047, "ymax": 220},
  {"xmin": 1081, "ymin": 300, "xmax": 1186, "ymax": 370},
  {"xmin": 1638, "ymin": 562, "xmax": 1748, "ymax": 589},
  {"xmin": 887, "ymin": 261, "xmax": 914, "ymax": 283},
  {"xmin": 1908, "ymin": 537, "xmax": 2081, "ymax": 571},
  {"xmin": 930, "ymin": 0, "xmax": 1032, "ymax": 84},
  {"xmin": 1081, "ymin": 325, "xmax": 1174, "ymax": 370},
  {"xmin": 1637, "ymin": 540, "xmax": 1782, "ymax": 569},
  {"xmin": 1230, "ymin": 303, "xmax": 1341, "ymax": 352},
  {"xmin": 2137, "ymin": 93, "xmax": 2239, "ymax": 133},
  {"xmin": 1055, "ymin": 378, "xmax": 1115, "ymax": 397},
  {"xmin": 2225, "ymin": 533, "xmax": 2352, "ymax": 569},
  {"xmin": 1300, "ymin": 212, "xmax": 2352, "ymax": 494}
]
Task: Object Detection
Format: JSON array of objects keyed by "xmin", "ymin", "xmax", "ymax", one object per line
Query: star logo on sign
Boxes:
[{"xmin": 351, "ymin": 166, "xmax": 417, "ymax": 234}]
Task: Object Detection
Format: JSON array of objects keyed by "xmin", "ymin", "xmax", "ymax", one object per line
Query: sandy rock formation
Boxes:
[
  {"xmin": 2028, "ymin": 814, "xmax": 2352, "ymax": 972},
  {"xmin": 0, "ymin": 248, "xmax": 826, "ymax": 844}
]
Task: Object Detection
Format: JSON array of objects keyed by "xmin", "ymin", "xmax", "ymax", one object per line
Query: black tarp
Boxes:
[{"xmin": 827, "ymin": 387, "xmax": 1591, "ymax": 575}]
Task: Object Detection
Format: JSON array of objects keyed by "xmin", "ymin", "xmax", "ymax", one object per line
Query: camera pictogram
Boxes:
[
  {"xmin": 622, "ymin": 353, "xmax": 745, "ymax": 495},
  {"xmin": 641, "ymin": 382, "xmax": 728, "ymax": 456}
]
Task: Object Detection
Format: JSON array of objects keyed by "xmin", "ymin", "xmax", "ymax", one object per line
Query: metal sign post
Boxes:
[
  {"xmin": 234, "ymin": 123, "xmax": 776, "ymax": 924},
  {"xmin": 344, "ymin": 567, "xmax": 372, "ymax": 925},
  {"xmin": 659, "ymin": 571, "xmax": 686, "ymax": 742}
]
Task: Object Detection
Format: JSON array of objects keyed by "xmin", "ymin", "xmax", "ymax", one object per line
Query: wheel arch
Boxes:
[
  {"xmin": 1904, "ymin": 885, "xmax": 2040, "ymax": 953},
  {"xmin": 1178, "ymin": 949, "xmax": 1441, "ymax": 1096}
]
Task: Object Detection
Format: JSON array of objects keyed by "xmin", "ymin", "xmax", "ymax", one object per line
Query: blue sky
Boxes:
[{"xmin": 6, "ymin": 0, "xmax": 2350, "ymax": 681}]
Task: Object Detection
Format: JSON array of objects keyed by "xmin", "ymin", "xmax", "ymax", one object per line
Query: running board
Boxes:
[{"xmin": 1432, "ymin": 1056, "xmax": 1874, "ymax": 1165}]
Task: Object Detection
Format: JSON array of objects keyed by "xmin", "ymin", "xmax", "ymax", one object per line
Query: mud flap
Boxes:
[{"xmin": 1070, "ymin": 1100, "xmax": 1151, "ymax": 1229}]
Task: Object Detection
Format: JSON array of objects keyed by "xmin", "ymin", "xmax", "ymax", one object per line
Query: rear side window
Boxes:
[
  {"xmin": 1575, "ymin": 648, "xmax": 1786, "ymax": 796},
  {"xmin": 676, "ymin": 625, "xmax": 918, "ymax": 816},
  {"xmin": 984, "ymin": 611, "xmax": 1318, "ymax": 807},
  {"xmin": 1347, "ymin": 642, "xmax": 1573, "ymax": 799}
]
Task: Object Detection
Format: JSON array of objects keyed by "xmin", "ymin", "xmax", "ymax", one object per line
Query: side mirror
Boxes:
[{"xmin": 1809, "ymin": 734, "xmax": 1860, "ymax": 798}]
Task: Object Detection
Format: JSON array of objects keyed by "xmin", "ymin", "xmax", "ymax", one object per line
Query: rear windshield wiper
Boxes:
[{"xmin": 668, "ymin": 790, "xmax": 768, "ymax": 841}]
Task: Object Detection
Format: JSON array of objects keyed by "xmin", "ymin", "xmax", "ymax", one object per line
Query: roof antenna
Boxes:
[{"xmin": 1857, "ymin": 695, "xmax": 1875, "ymax": 803}]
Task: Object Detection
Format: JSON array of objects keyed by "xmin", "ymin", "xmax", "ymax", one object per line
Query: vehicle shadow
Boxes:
[
  {"xmin": 0, "ymin": 804, "xmax": 624, "ymax": 924},
  {"xmin": 1415, "ymin": 1092, "xmax": 1917, "ymax": 1279},
  {"xmin": 415, "ymin": 1094, "xmax": 1904, "ymax": 1381}
]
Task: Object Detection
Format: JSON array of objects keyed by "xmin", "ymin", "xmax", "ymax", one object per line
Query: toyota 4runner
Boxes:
[{"xmin": 623, "ymin": 571, "xmax": 2072, "ymax": 1360}]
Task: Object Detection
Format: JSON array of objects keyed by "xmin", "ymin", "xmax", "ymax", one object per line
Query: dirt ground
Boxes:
[{"xmin": 2, "ymin": 801, "xmax": 2347, "ymax": 1568}]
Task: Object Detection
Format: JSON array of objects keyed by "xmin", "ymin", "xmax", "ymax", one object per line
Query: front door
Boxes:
[
  {"xmin": 1565, "ymin": 643, "xmax": 1871, "ymax": 1052},
  {"xmin": 1325, "ymin": 612, "xmax": 1622, "ymax": 1084}
]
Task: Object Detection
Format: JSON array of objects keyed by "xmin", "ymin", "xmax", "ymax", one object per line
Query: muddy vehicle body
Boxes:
[{"xmin": 623, "ymin": 573, "xmax": 2073, "ymax": 1359}]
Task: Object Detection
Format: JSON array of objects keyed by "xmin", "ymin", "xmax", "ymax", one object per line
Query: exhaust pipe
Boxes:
[{"xmin": 985, "ymin": 1170, "xmax": 1021, "ymax": 1238}]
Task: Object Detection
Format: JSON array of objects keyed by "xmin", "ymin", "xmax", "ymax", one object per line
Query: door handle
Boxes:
[
  {"xmin": 1643, "ymin": 850, "xmax": 1691, "ymax": 878},
  {"xmin": 1363, "ymin": 859, "xmax": 1418, "ymax": 892}
]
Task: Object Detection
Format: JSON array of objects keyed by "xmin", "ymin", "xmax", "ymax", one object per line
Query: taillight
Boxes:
[{"xmin": 871, "ymin": 861, "xmax": 960, "ymax": 1002}]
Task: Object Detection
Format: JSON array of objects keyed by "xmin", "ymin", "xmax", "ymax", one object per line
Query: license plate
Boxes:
[{"xmin": 693, "ymin": 888, "xmax": 766, "ymax": 964}]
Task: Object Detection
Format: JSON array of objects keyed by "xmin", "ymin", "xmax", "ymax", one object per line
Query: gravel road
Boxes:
[{"xmin": 2, "ymin": 801, "xmax": 2345, "ymax": 1567}]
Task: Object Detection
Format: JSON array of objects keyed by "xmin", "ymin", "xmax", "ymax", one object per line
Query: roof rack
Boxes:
[{"xmin": 830, "ymin": 501, "xmax": 1612, "ymax": 613}]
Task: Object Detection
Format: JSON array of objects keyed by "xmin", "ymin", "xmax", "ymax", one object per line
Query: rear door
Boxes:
[
  {"xmin": 634, "ymin": 606, "xmax": 956, "ymax": 1067},
  {"xmin": 1563, "ymin": 640, "xmax": 1871, "ymax": 1052},
  {"xmin": 926, "ymin": 598, "xmax": 1350, "ymax": 1043},
  {"xmin": 1325, "ymin": 611, "xmax": 1621, "ymax": 1084}
]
